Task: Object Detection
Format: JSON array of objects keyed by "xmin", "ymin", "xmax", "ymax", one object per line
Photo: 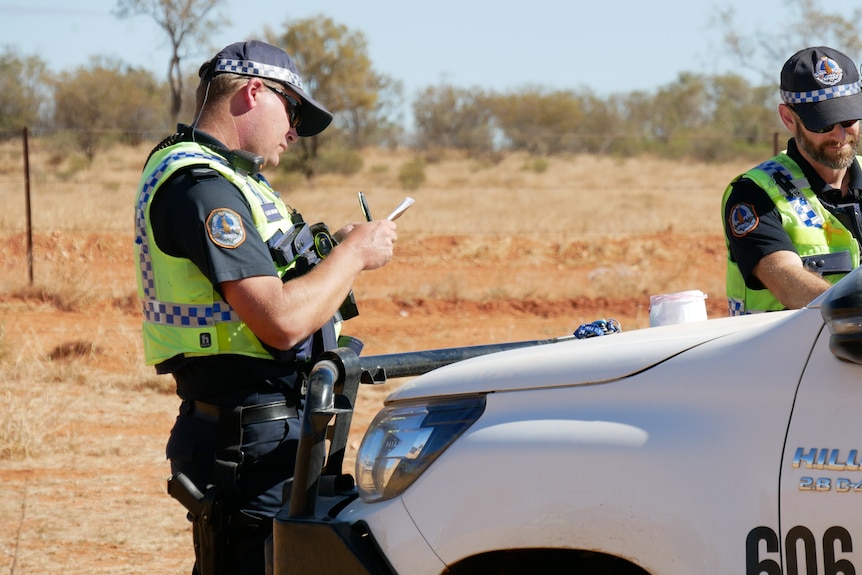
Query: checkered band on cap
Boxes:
[
  {"xmin": 781, "ymin": 81, "xmax": 862, "ymax": 104},
  {"xmin": 214, "ymin": 58, "xmax": 304, "ymax": 90}
]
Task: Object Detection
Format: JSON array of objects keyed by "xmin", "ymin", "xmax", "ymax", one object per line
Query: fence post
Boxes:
[{"xmin": 23, "ymin": 126, "xmax": 33, "ymax": 286}]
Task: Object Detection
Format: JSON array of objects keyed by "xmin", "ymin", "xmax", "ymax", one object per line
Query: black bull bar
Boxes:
[{"xmin": 272, "ymin": 335, "xmax": 573, "ymax": 574}]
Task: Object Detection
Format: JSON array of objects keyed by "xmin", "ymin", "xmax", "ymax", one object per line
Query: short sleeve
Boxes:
[
  {"xmin": 150, "ymin": 168, "xmax": 278, "ymax": 290},
  {"xmin": 724, "ymin": 177, "xmax": 797, "ymax": 289}
]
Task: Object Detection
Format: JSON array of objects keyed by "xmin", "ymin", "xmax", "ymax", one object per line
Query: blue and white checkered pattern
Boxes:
[
  {"xmin": 142, "ymin": 299, "xmax": 236, "ymax": 326},
  {"xmin": 727, "ymin": 298, "xmax": 769, "ymax": 316},
  {"xmin": 727, "ymin": 298, "xmax": 746, "ymax": 316},
  {"xmin": 760, "ymin": 161, "xmax": 823, "ymax": 228},
  {"xmin": 790, "ymin": 198, "xmax": 822, "ymax": 228},
  {"xmin": 214, "ymin": 58, "xmax": 303, "ymax": 90},
  {"xmin": 781, "ymin": 81, "xmax": 862, "ymax": 104},
  {"xmin": 135, "ymin": 149, "xmax": 241, "ymax": 327}
]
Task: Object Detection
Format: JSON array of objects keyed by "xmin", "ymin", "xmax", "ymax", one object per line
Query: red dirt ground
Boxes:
[{"xmin": 0, "ymin": 231, "xmax": 727, "ymax": 574}]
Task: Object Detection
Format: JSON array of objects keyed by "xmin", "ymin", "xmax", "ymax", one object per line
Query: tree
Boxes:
[
  {"xmin": 413, "ymin": 85, "xmax": 496, "ymax": 156},
  {"xmin": 715, "ymin": 0, "xmax": 862, "ymax": 84},
  {"xmin": 648, "ymin": 73, "xmax": 711, "ymax": 146},
  {"xmin": 0, "ymin": 48, "xmax": 49, "ymax": 136},
  {"xmin": 114, "ymin": 0, "xmax": 225, "ymax": 125},
  {"xmin": 349, "ymin": 73, "xmax": 404, "ymax": 149},
  {"xmin": 267, "ymin": 15, "xmax": 401, "ymax": 177},
  {"xmin": 490, "ymin": 87, "xmax": 620, "ymax": 155},
  {"xmin": 53, "ymin": 57, "xmax": 167, "ymax": 159},
  {"xmin": 709, "ymin": 74, "xmax": 782, "ymax": 144},
  {"xmin": 488, "ymin": 87, "xmax": 590, "ymax": 155},
  {"xmin": 611, "ymin": 73, "xmax": 781, "ymax": 162}
]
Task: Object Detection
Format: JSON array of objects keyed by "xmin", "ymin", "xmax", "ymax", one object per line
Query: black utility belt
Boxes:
[
  {"xmin": 801, "ymin": 251, "xmax": 854, "ymax": 275},
  {"xmin": 188, "ymin": 400, "xmax": 298, "ymax": 424}
]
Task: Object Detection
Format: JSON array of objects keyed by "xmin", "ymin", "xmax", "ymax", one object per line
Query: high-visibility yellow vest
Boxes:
[
  {"xmin": 722, "ymin": 154, "xmax": 860, "ymax": 315},
  {"xmin": 134, "ymin": 141, "xmax": 334, "ymax": 366}
]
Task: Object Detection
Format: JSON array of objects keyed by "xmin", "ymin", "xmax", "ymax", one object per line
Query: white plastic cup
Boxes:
[{"xmin": 649, "ymin": 290, "xmax": 708, "ymax": 327}]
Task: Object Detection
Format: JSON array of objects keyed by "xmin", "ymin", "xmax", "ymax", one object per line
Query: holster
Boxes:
[
  {"xmin": 168, "ymin": 472, "xmax": 233, "ymax": 575},
  {"xmin": 168, "ymin": 401, "xmax": 290, "ymax": 574},
  {"xmin": 196, "ymin": 487, "xmax": 233, "ymax": 575}
]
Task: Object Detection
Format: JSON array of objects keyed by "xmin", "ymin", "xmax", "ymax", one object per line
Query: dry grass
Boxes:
[
  {"xmin": 0, "ymin": 139, "xmax": 749, "ymax": 302},
  {"xmin": 0, "ymin": 139, "xmax": 752, "ymax": 573},
  {"xmin": 278, "ymin": 148, "xmax": 737, "ymax": 237},
  {"xmin": 0, "ymin": 315, "xmax": 181, "ymax": 573},
  {"xmin": 0, "ymin": 139, "xmax": 749, "ymax": 457},
  {"xmin": 0, "ymin": 140, "xmax": 746, "ymax": 237}
]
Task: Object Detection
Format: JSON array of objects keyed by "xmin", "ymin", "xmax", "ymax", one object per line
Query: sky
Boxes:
[{"xmin": 2, "ymin": 0, "xmax": 859, "ymax": 106}]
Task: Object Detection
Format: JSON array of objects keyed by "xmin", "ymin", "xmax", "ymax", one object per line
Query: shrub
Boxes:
[
  {"xmin": 317, "ymin": 148, "xmax": 364, "ymax": 176},
  {"xmin": 523, "ymin": 157, "xmax": 549, "ymax": 173},
  {"xmin": 398, "ymin": 157, "xmax": 426, "ymax": 191}
]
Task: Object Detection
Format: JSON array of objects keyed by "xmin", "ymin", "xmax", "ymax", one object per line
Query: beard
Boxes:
[{"xmin": 794, "ymin": 122, "xmax": 861, "ymax": 169}]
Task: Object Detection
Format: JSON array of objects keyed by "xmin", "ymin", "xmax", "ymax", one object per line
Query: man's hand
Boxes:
[
  {"xmin": 222, "ymin": 220, "xmax": 396, "ymax": 351},
  {"xmin": 334, "ymin": 220, "xmax": 397, "ymax": 271}
]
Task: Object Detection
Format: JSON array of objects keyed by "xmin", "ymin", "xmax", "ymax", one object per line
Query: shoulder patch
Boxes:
[
  {"xmin": 729, "ymin": 203, "xmax": 759, "ymax": 237},
  {"xmin": 206, "ymin": 208, "xmax": 246, "ymax": 248}
]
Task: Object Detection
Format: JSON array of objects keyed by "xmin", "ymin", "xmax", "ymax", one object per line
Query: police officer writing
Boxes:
[
  {"xmin": 133, "ymin": 40, "xmax": 396, "ymax": 574},
  {"xmin": 723, "ymin": 46, "xmax": 862, "ymax": 315}
]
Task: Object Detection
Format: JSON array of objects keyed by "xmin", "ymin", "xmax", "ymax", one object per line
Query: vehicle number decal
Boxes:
[{"xmin": 746, "ymin": 525, "xmax": 854, "ymax": 574}]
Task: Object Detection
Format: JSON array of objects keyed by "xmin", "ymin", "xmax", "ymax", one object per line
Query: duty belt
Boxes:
[{"xmin": 189, "ymin": 400, "xmax": 298, "ymax": 424}]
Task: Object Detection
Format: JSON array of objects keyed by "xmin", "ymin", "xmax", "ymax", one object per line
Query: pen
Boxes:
[{"xmin": 358, "ymin": 191, "xmax": 373, "ymax": 222}]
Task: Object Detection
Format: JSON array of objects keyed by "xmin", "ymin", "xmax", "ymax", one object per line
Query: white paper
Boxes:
[{"xmin": 386, "ymin": 197, "xmax": 415, "ymax": 221}]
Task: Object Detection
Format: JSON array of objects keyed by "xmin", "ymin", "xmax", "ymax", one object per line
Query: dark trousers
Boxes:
[{"xmin": 167, "ymin": 397, "xmax": 301, "ymax": 575}]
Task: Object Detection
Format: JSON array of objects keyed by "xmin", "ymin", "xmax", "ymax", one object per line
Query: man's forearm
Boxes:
[{"xmin": 755, "ymin": 251, "xmax": 832, "ymax": 309}]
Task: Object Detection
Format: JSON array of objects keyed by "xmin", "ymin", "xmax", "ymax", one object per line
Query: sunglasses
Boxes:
[
  {"xmin": 264, "ymin": 83, "xmax": 302, "ymax": 128},
  {"xmin": 789, "ymin": 106, "xmax": 858, "ymax": 133}
]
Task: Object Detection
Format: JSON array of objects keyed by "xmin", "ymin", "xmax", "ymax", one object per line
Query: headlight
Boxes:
[
  {"xmin": 827, "ymin": 315, "xmax": 862, "ymax": 335},
  {"xmin": 355, "ymin": 395, "xmax": 485, "ymax": 502}
]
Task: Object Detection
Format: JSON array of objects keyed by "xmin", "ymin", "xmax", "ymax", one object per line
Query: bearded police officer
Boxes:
[
  {"xmin": 723, "ymin": 46, "xmax": 862, "ymax": 315},
  {"xmin": 133, "ymin": 40, "xmax": 396, "ymax": 574}
]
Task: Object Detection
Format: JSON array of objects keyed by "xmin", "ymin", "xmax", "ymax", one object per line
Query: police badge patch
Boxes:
[
  {"xmin": 207, "ymin": 208, "xmax": 246, "ymax": 248},
  {"xmin": 729, "ymin": 203, "xmax": 759, "ymax": 237},
  {"xmin": 813, "ymin": 56, "xmax": 843, "ymax": 86}
]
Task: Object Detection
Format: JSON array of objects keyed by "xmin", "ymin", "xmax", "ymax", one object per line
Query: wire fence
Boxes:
[{"xmin": 0, "ymin": 125, "xmax": 776, "ymax": 286}]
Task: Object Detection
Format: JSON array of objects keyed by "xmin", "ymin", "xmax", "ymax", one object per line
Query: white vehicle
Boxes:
[{"xmin": 272, "ymin": 267, "xmax": 862, "ymax": 575}]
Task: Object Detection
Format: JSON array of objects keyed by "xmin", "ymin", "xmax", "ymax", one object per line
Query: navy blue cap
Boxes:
[
  {"xmin": 200, "ymin": 40, "xmax": 333, "ymax": 137},
  {"xmin": 780, "ymin": 46, "xmax": 862, "ymax": 132}
]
